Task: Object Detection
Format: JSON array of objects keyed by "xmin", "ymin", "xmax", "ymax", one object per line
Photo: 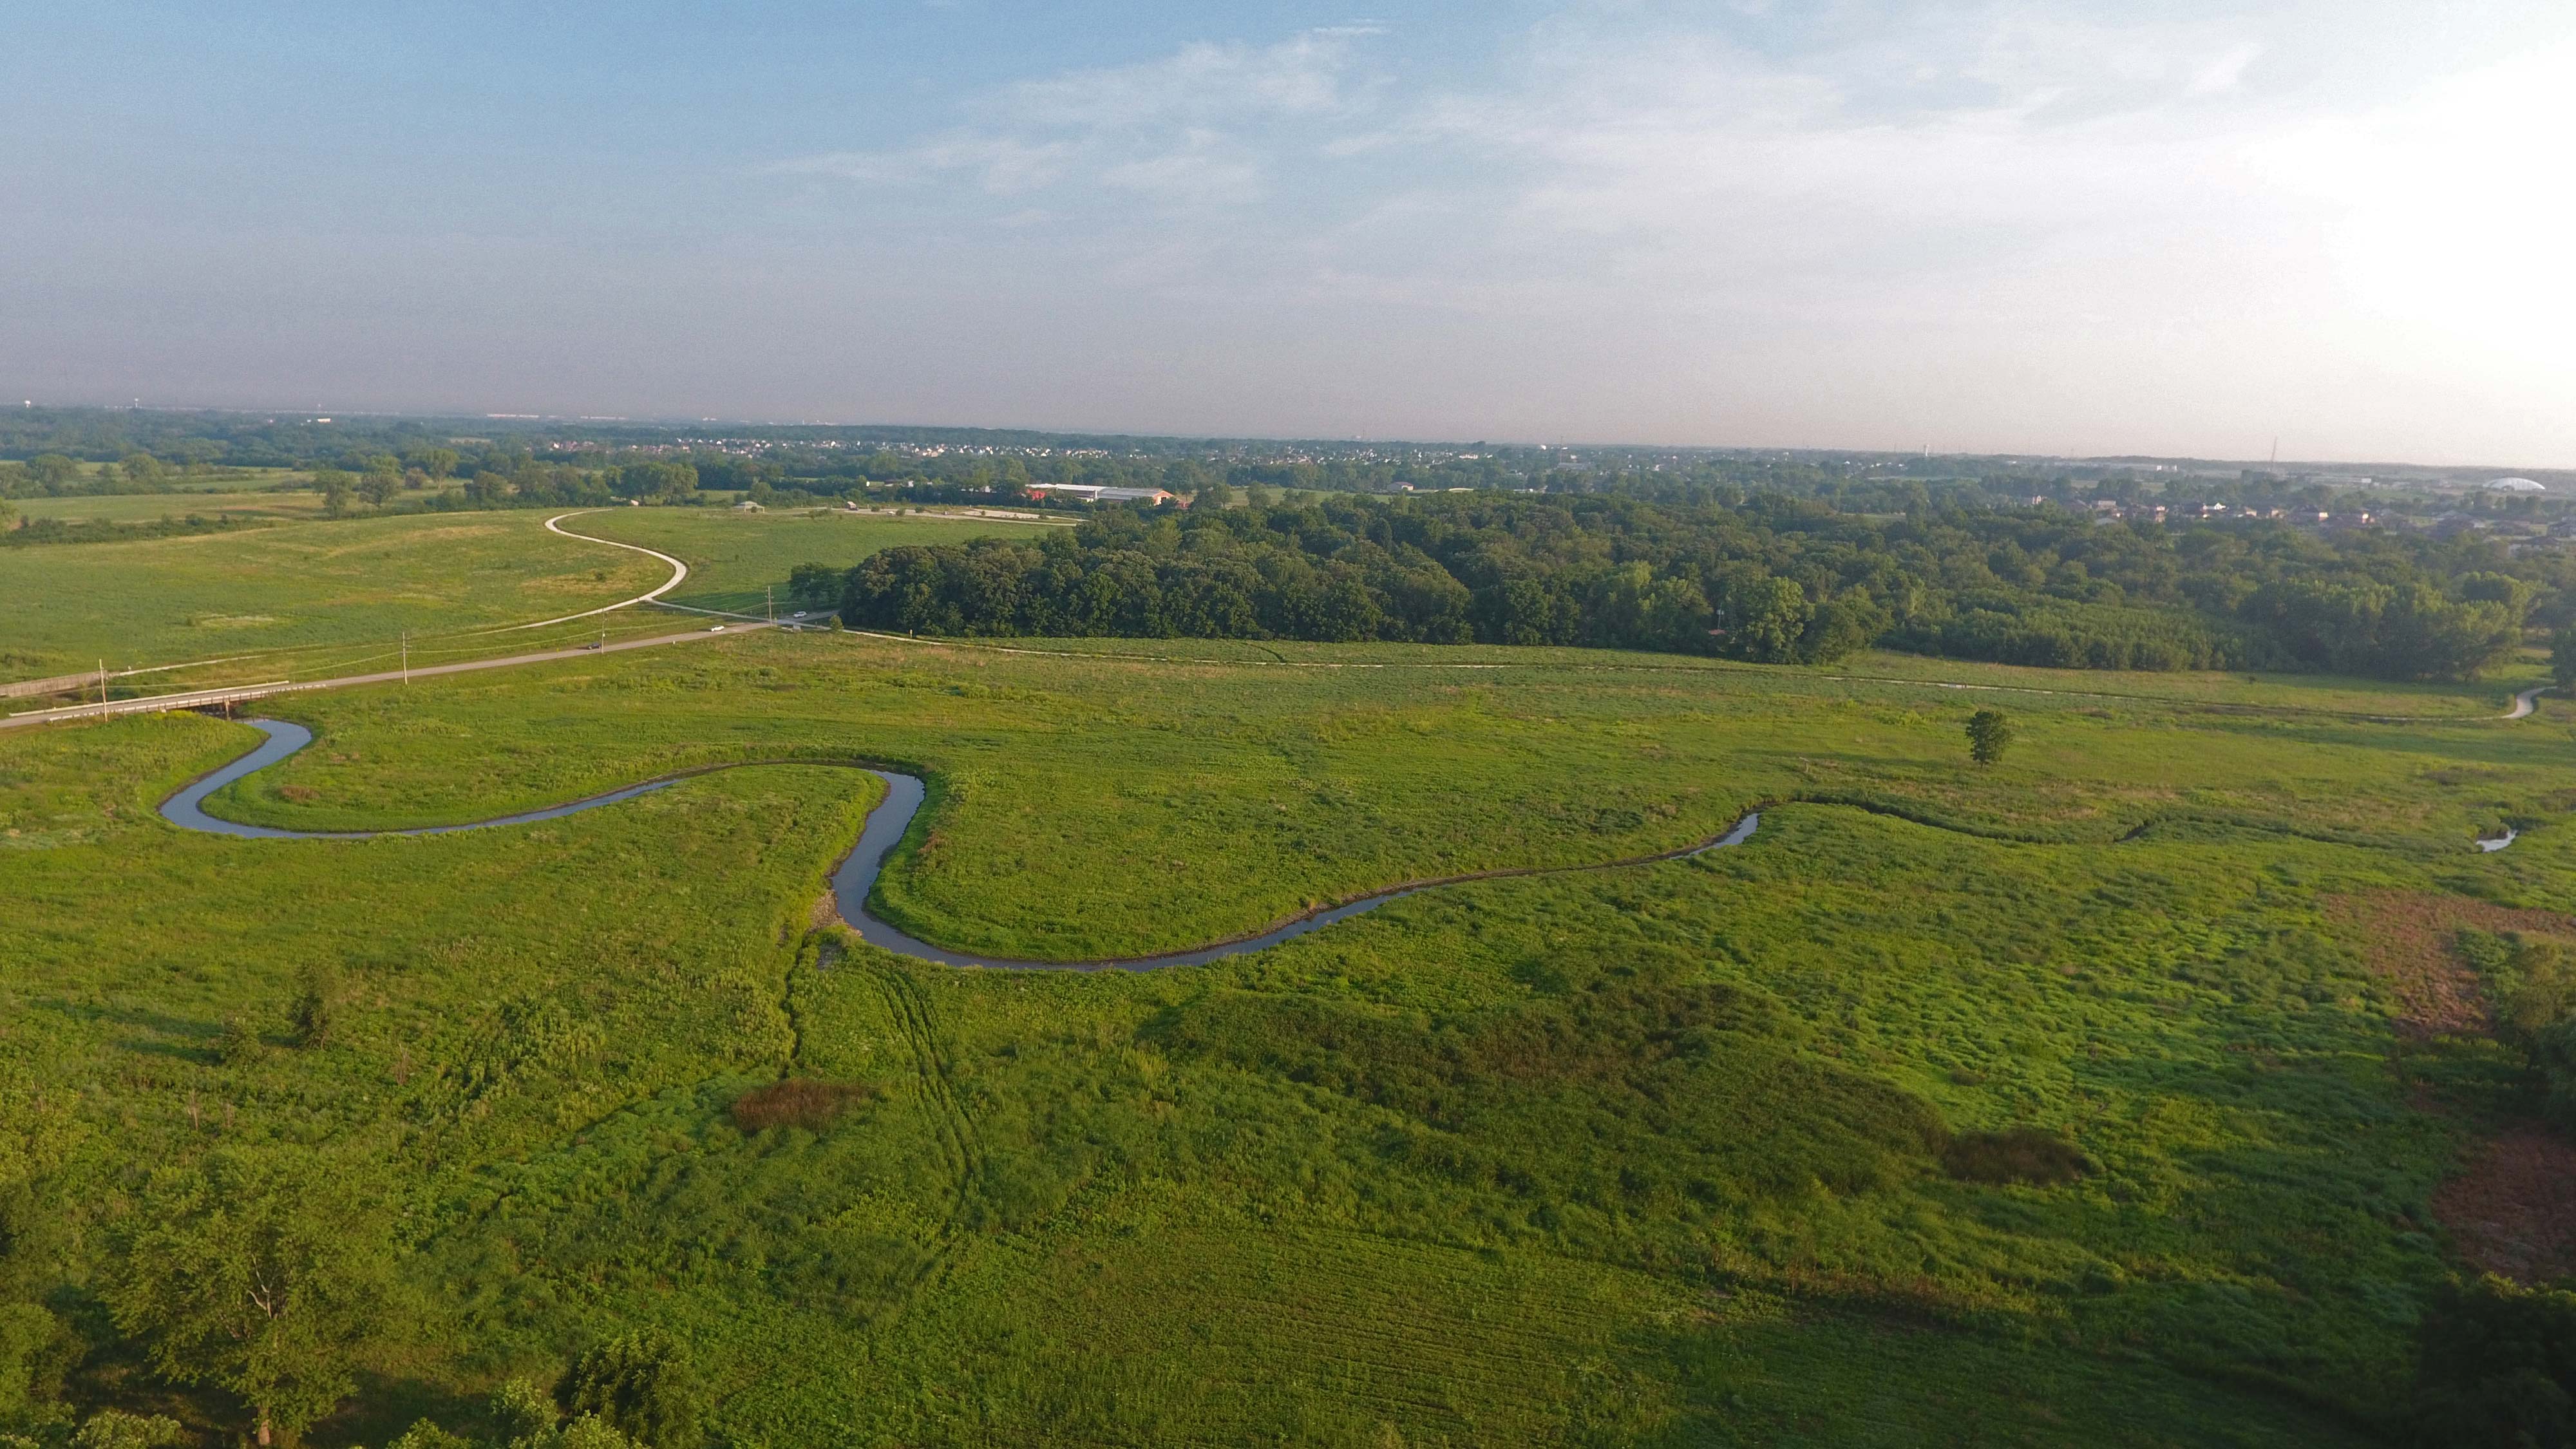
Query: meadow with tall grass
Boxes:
[{"xmin": 6, "ymin": 624, "xmax": 2574, "ymax": 1444}]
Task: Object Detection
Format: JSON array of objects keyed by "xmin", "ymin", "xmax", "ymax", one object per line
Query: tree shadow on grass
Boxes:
[
  {"xmin": 32, "ymin": 997, "xmax": 232, "ymax": 1063},
  {"xmin": 308, "ymin": 1371, "xmax": 496, "ymax": 1449}
]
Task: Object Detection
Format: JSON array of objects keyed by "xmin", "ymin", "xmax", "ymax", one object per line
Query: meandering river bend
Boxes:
[{"xmin": 160, "ymin": 719, "xmax": 1763, "ymax": 971}]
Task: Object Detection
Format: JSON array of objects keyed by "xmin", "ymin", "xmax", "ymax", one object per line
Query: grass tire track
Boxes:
[{"xmin": 870, "ymin": 962, "xmax": 982, "ymax": 1299}]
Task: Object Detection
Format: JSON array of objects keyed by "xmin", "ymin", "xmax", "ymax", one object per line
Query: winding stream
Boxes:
[{"xmin": 160, "ymin": 719, "xmax": 1762, "ymax": 971}]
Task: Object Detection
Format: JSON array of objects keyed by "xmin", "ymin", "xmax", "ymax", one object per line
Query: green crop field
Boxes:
[{"xmin": 7, "ymin": 621, "xmax": 2571, "ymax": 1446}]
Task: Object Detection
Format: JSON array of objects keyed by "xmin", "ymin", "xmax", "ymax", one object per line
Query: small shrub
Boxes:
[
  {"xmin": 214, "ymin": 1015, "xmax": 264, "ymax": 1066},
  {"xmin": 290, "ymin": 962, "xmax": 339, "ymax": 1048},
  {"xmin": 731, "ymin": 1079, "xmax": 871, "ymax": 1134},
  {"xmin": 1941, "ymin": 1127, "xmax": 2091, "ymax": 1185}
]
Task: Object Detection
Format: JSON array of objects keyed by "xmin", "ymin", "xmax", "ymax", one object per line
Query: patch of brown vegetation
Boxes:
[
  {"xmin": 277, "ymin": 784, "xmax": 320, "ymax": 804},
  {"xmin": 2432, "ymin": 1126, "xmax": 2576, "ymax": 1282},
  {"xmin": 731, "ymin": 1078, "xmax": 873, "ymax": 1133},
  {"xmin": 2320, "ymin": 891, "xmax": 2576, "ymax": 1037},
  {"xmin": 2328, "ymin": 893, "xmax": 2576, "ymax": 1282},
  {"xmin": 1941, "ymin": 1127, "xmax": 2092, "ymax": 1186}
]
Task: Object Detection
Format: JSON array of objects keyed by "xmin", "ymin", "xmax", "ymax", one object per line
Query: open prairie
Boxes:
[
  {"xmin": 0, "ymin": 511, "xmax": 666, "ymax": 689},
  {"xmin": 8, "ymin": 621, "xmax": 2569, "ymax": 1444}
]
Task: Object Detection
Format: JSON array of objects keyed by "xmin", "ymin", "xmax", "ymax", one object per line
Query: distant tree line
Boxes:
[
  {"xmin": 1, "ymin": 514, "xmax": 270, "ymax": 549},
  {"xmin": 816, "ymin": 491, "xmax": 2543, "ymax": 679},
  {"xmin": 0, "ymin": 452, "xmax": 242, "ymax": 498}
]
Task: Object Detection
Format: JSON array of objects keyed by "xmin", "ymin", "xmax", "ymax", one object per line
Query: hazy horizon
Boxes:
[
  {"xmin": 15, "ymin": 401, "xmax": 2571, "ymax": 479},
  {"xmin": 8, "ymin": 2, "xmax": 2571, "ymax": 467}
]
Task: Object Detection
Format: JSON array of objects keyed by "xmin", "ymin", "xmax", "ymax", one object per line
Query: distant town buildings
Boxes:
[{"xmin": 1024, "ymin": 483, "xmax": 1179, "ymax": 506}]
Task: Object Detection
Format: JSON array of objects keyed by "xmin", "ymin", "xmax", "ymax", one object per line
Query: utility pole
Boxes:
[
  {"xmin": 98, "ymin": 659, "xmax": 106, "ymax": 708},
  {"xmin": 766, "ymin": 585, "xmax": 774, "ymax": 624},
  {"xmin": 401, "ymin": 631, "xmax": 410, "ymax": 685}
]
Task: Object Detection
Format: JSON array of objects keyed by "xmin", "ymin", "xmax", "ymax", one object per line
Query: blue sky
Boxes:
[{"xmin": 5, "ymin": 2, "xmax": 2571, "ymax": 462}]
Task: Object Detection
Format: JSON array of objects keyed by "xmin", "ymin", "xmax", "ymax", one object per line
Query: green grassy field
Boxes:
[
  {"xmin": 573, "ymin": 507, "xmax": 1056, "ymax": 618},
  {"xmin": 0, "ymin": 511, "xmax": 672, "ymax": 692},
  {"xmin": 7, "ymin": 489, "xmax": 328, "ymax": 524},
  {"xmin": 7, "ymin": 627, "xmax": 2571, "ymax": 1445},
  {"xmin": 0, "ymin": 506, "xmax": 1061, "ymax": 701}
]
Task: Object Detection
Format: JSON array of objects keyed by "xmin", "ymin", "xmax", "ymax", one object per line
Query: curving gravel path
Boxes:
[
  {"xmin": 517, "ymin": 512, "xmax": 692, "ymax": 629},
  {"xmin": 158, "ymin": 720, "xmax": 1762, "ymax": 971}
]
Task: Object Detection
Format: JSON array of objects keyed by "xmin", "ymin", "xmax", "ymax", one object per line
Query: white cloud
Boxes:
[
  {"xmin": 1003, "ymin": 26, "xmax": 1381, "ymax": 129},
  {"xmin": 769, "ymin": 26, "xmax": 1381, "ymax": 205},
  {"xmin": 769, "ymin": 135, "xmax": 1076, "ymax": 194}
]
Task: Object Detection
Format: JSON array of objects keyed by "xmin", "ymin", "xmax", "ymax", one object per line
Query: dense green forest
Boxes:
[{"xmin": 824, "ymin": 491, "xmax": 2554, "ymax": 679}]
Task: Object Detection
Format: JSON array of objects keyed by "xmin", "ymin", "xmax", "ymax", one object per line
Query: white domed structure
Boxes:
[{"xmin": 2488, "ymin": 477, "xmax": 2546, "ymax": 492}]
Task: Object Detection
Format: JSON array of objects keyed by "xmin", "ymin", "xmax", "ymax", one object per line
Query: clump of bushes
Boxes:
[
  {"xmin": 560, "ymin": 1332, "xmax": 705, "ymax": 1449},
  {"xmin": 2410, "ymin": 1275, "xmax": 2576, "ymax": 1447},
  {"xmin": 730, "ymin": 1079, "xmax": 871, "ymax": 1134},
  {"xmin": 2459, "ymin": 931, "xmax": 2576, "ymax": 1128},
  {"xmin": 1940, "ymin": 1127, "xmax": 2092, "ymax": 1186},
  {"xmin": 386, "ymin": 1376, "xmax": 647, "ymax": 1449}
]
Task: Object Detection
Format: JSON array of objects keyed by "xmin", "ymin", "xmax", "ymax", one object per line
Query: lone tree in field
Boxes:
[
  {"xmin": 1965, "ymin": 708, "xmax": 2014, "ymax": 767},
  {"xmin": 104, "ymin": 1150, "xmax": 389, "ymax": 1446}
]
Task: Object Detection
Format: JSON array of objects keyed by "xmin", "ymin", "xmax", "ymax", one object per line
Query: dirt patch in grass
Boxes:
[
  {"xmin": 732, "ymin": 1078, "xmax": 874, "ymax": 1133},
  {"xmin": 2320, "ymin": 892, "xmax": 2576, "ymax": 1037},
  {"xmin": 2432, "ymin": 1126, "xmax": 2576, "ymax": 1282}
]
